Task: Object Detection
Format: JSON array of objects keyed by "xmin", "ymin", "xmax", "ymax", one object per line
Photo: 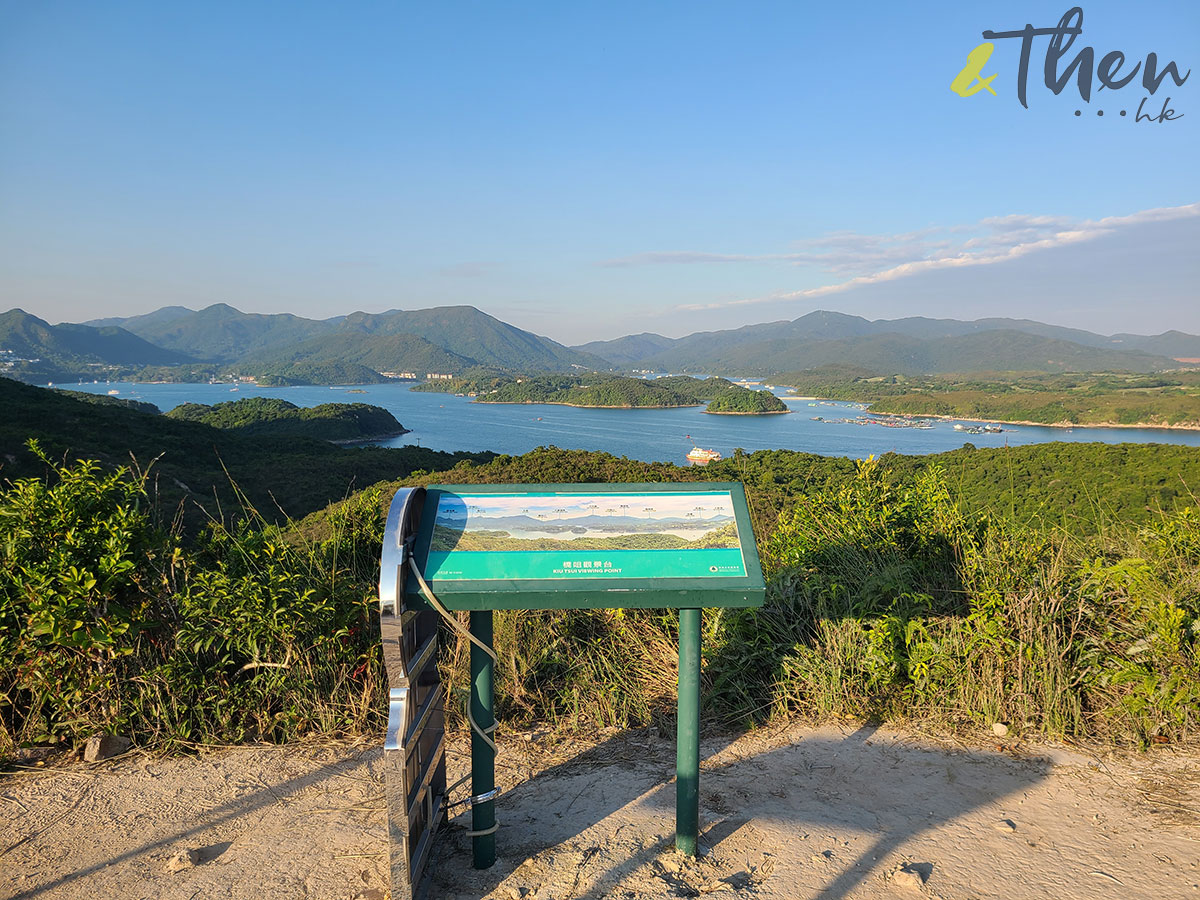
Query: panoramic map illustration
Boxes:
[{"xmin": 425, "ymin": 491, "xmax": 747, "ymax": 580}]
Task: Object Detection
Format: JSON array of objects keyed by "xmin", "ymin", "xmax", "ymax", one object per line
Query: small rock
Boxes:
[
  {"xmin": 993, "ymin": 818, "xmax": 1017, "ymax": 832},
  {"xmin": 991, "ymin": 722, "xmax": 1010, "ymax": 738},
  {"xmin": 352, "ymin": 891, "xmax": 385, "ymax": 900},
  {"xmin": 891, "ymin": 865, "xmax": 925, "ymax": 891},
  {"xmin": 165, "ymin": 849, "xmax": 200, "ymax": 873},
  {"xmin": 84, "ymin": 734, "xmax": 131, "ymax": 762}
]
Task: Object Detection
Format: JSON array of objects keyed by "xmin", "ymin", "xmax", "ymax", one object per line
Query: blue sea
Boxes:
[{"xmin": 58, "ymin": 381, "xmax": 1200, "ymax": 463}]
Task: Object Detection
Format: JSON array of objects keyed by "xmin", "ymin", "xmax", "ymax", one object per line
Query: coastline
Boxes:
[
  {"xmin": 858, "ymin": 404, "xmax": 1200, "ymax": 433},
  {"xmin": 703, "ymin": 408, "xmax": 791, "ymax": 416},
  {"xmin": 477, "ymin": 399, "xmax": 791, "ymax": 414},
  {"xmin": 329, "ymin": 428, "xmax": 410, "ymax": 445},
  {"xmin": 474, "ymin": 399, "xmax": 702, "ymax": 410}
]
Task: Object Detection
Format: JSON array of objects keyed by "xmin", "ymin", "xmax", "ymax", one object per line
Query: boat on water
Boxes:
[
  {"xmin": 107, "ymin": 389, "xmax": 120, "ymax": 395},
  {"xmin": 685, "ymin": 435, "xmax": 721, "ymax": 465}
]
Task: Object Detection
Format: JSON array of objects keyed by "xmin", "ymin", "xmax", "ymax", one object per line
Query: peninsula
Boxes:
[
  {"xmin": 413, "ymin": 372, "xmax": 789, "ymax": 414},
  {"xmin": 776, "ymin": 368, "xmax": 1200, "ymax": 430}
]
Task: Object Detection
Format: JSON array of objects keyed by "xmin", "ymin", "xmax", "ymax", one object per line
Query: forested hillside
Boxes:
[
  {"xmin": 415, "ymin": 372, "xmax": 789, "ymax": 412},
  {"xmin": 237, "ymin": 332, "xmax": 473, "ymax": 382},
  {"xmin": 0, "ymin": 377, "xmax": 490, "ymax": 524},
  {"xmin": 0, "ymin": 309, "xmax": 193, "ymax": 382},
  {"xmin": 165, "ymin": 397, "xmax": 408, "ymax": 441}
]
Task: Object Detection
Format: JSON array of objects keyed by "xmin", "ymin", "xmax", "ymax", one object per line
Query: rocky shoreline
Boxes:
[{"xmin": 329, "ymin": 428, "xmax": 410, "ymax": 445}]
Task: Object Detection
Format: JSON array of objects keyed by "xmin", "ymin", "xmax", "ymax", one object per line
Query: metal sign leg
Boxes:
[
  {"xmin": 470, "ymin": 609, "xmax": 496, "ymax": 869},
  {"xmin": 676, "ymin": 607, "xmax": 701, "ymax": 856}
]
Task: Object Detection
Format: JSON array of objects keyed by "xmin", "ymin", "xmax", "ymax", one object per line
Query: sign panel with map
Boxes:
[
  {"xmin": 425, "ymin": 490, "xmax": 746, "ymax": 581},
  {"xmin": 408, "ymin": 483, "xmax": 764, "ymax": 610}
]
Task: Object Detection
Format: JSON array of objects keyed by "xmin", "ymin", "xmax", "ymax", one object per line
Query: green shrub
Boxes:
[
  {"xmin": 0, "ymin": 442, "xmax": 176, "ymax": 747},
  {"xmin": 0, "ymin": 444, "xmax": 385, "ymax": 756}
]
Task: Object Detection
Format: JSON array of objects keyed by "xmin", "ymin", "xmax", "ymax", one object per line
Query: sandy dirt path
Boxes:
[{"xmin": 2, "ymin": 723, "xmax": 1198, "ymax": 900}]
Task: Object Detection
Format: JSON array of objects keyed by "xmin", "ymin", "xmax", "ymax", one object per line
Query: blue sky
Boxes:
[{"xmin": 1, "ymin": 1, "xmax": 1196, "ymax": 343}]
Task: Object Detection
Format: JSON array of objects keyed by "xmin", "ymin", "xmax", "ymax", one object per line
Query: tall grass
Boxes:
[{"xmin": 2, "ymin": 446, "xmax": 1197, "ymax": 758}]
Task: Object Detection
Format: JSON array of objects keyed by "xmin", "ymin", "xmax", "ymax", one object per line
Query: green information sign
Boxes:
[
  {"xmin": 425, "ymin": 490, "xmax": 748, "ymax": 581},
  {"xmin": 381, "ymin": 481, "xmax": 766, "ymax": 894},
  {"xmin": 408, "ymin": 483, "xmax": 764, "ymax": 611}
]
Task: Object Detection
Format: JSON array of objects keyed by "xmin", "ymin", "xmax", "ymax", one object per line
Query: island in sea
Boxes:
[
  {"xmin": 165, "ymin": 396, "xmax": 410, "ymax": 442},
  {"xmin": 412, "ymin": 372, "xmax": 789, "ymax": 415}
]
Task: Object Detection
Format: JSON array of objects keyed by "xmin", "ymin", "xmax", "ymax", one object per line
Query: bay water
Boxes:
[{"xmin": 60, "ymin": 381, "xmax": 1200, "ymax": 463}]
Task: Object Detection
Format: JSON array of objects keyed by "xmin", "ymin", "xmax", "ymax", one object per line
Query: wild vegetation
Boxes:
[
  {"xmin": 2, "ymin": 383, "xmax": 1199, "ymax": 760},
  {"xmin": 0, "ymin": 445, "xmax": 388, "ymax": 753},
  {"xmin": 165, "ymin": 396, "xmax": 407, "ymax": 441},
  {"xmin": 779, "ymin": 367, "xmax": 1200, "ymax": 428},
  {"xmin": 397, "ymin": 452, "xmax": 1200, "ymax": 744}
]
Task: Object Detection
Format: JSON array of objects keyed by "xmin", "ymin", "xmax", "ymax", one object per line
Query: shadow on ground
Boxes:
[{"xmin": 427, "ymin": 722, "xmax": 1053, "ymax": 899}]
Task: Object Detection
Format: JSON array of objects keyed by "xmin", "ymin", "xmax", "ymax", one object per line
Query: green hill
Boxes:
[
  {"xmin": 110, "ymin": 303, "xmax": 604, "ymax": 373},
  {"xmin": 0, "ymin": 377, "xmax": 489, "ymax": 524},
  {"xmin": 252, "ymin": 362, "xmax": 393, "ymax": 386},
  {"xmin": 335, "ymin": 306, "xmax": 607, "ymax": 371},
  {"xmin": 0, "ymin": 309, "xmax": 194, "ymax": 382},
  {"xmin": 237, "ymin": 331, "xmax": 475, "ymax": 382},
  {"xmin": 115, "ymin": 303, "xmax": 331, "ymax": 363},
  {"xmin": 570, "ymin": 332, "xmax": 677, "ymax": 367},
  {"xmin": 417, "ymin": 372, "xmax": 760, "ymax": 408},
  {"xmin": 55, "ymin": 390, "xmax": 162, "ymax": 415},
  {"xmin": 84, "ymin": 306, "xmax": 196, "ymax": 331},
  {"xmin": 165, "ymin": 396, "xmax": 408, "ymax": 441},
  {"xmin": 705, "ymin": 388, "xmax": 788, "ymax": 414}
]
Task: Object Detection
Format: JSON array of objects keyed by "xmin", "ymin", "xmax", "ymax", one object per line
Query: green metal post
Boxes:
[
  {"xmin": 676, "ymin": 607, "xmax": 701, "ymax": 856},
  {"xmin": 470, "ymin": 609, "xmax": 495, "ymax": 869}
]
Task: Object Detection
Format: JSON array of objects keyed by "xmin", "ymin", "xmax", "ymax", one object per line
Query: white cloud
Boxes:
[{"xmin": 653, "ymin": 202, "xmax": 1200, "ymax": 311}]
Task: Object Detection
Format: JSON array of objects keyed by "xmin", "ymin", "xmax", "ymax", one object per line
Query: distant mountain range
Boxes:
[
  {"xmin": 573, "ymin": 310, "xmax": 1200, "ymax": 375},
  {"xmin": 2, "ymin": 303, "xmax": 1198, "ymax": 384},
  {"xmin": 91, "ymin": 303, "xmax": 604, "ymax": 372}
]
